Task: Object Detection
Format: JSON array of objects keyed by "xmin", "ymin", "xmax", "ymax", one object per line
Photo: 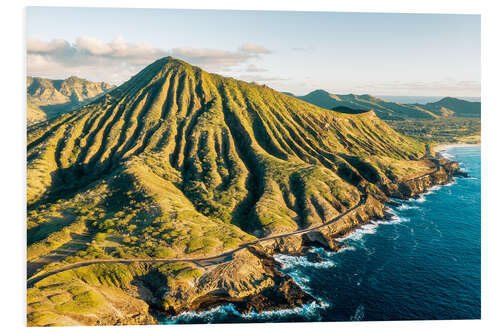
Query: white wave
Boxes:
[
  {"xmin": 428, "ymin": 184, "xmax": 442, "ymax": 192},
  {"xmin": 336, "ymin": 212, "xmax": 409, "ymax": 242},
  {"xmin": 163, "ymin": 303, "xmax": 240, "ymax": 323},
  {"xmin": 439, "ymin": 151, "xmax": 455, "ymax": 159},
  {"xmin": 395, "ymin": 203, "xmax": 419, "ymax": 211},
  {"xmin": 336, "ymin": 223, "xmax": 378, "ymax": 242},
  {"xmin": 164, "ymin": 296, "xmax": 331, "ymax": 323},
  {"xmin": 274, "ymin": 253, "xmax": 335, "ymax": 270},
  {"xmin": 285, "ymin": 271, "xmax": 311, "ymax": 291},
  {"xmin": 444, "ymin": 180, "xmax": 457, "ymax": 186},
  {"xmin": 408, "ymin": 194, "xmax": 426, "ymax": 203},
  {"xmin": 333, "ymin": 245, "xmax": 356, "ymax": 254},
  {"xmin": 242, "ymin": 299, "xmax": 330, "ymax": 320}
]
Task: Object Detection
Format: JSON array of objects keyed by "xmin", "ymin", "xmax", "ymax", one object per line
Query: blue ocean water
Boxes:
[{"xmin": 162, "ymin": 146, "xmax": 481, "ymax": 324}]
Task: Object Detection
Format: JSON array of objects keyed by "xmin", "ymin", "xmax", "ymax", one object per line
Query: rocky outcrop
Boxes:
[
  {"xmin": 382, "ymin": 159, "xmax": 463, "ymax": 199},
  {"xmin": 151, "ymin": 246, "xmax": 314, "ymax": 316}
]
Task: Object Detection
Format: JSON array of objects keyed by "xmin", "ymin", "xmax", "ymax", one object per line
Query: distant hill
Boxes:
[
  {"xmin": 414, "ymin": 97, "xmax": 481, "ymax": 118},
  {"xmin": 27, "ymin": 76, "xmax": 115, "ymax": 125},
  {"xmin": 292, "ymin": 89, "xmax": 480, "ymax": 120}
]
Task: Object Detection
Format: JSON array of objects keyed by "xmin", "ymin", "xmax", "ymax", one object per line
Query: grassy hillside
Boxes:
[
  {"xmin": 27, "ymin": 57, "xmax": 439, "ymax": 325},
  {"xmin": 27, "ymin": 76, "xmax": 115, "ymax": 125},
  {"xmin": 27, "ymin": 57, "xmax": 430, "ymax": 262}
]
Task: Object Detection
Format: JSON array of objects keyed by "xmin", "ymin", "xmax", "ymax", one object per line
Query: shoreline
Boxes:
[
  {"xmin": 27, "ymin": 150, "xmax": 466, "ymax": 326},
  {"xmin": 432, "ymin": 142, "xmax": 481, "ymax": 153},
  {"xmin": 161, "ymin": 165, "xmax": 463, "ymax": 323}
]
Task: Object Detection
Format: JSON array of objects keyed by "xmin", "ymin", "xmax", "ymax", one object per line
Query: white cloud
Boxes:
[
  {"xmin": 171, "ymin": 47, "xmax": 250, "ymax": 70},
  {"xmin": 237, "ymin": 74, "xmax": 287, "ymax": 82},
  {"xmin": 27, "ymin": 36, "xmax": 277, "ymax": 84},
  {"xmin": 240, "ymin": 43, "xmax": 272, "ymax": 54},
  {"xmin": 27, "ymin": 39, "xmax": 69, "ymax": 53},
  {"xmin": 76, "ymin": 36, "xmax": 113, "ymax": 56},
  {"xmin": 27, "ymin": 36, "xmax": 169, "ymax": 84},
  {"xmin": 246, "ymin": 64, "xmax": 268, "ymax": 73}
]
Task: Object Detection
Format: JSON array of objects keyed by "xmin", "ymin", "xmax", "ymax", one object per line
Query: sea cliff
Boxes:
[{"xmin": 142, "ymin": 158, "xmax": 465, "ymax": 322}]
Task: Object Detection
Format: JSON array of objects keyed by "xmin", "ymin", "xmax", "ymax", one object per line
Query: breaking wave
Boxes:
[
  {"xmin": 275, "ymin": 253, "xmax": 335, "ymax": 270},
  {"xmin": 162, "ymin": 297, "xmax": 330, "ymax": 324}
]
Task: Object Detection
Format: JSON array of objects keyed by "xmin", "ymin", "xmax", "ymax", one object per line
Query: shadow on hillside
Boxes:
[{"xmin": 332, "ymin": 106, "xmax": 370, "ymax": 114}]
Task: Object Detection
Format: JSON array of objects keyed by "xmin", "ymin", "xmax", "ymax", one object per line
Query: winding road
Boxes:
[
  {"xmin": 27, "ymin": 156, "xmax": 458, "ymax": 289},
  {"xmin": 27, "ymin": 196, "xmax": 368, "ymax": 288}
]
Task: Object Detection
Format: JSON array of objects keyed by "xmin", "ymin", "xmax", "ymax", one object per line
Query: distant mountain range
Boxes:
[
  {"xmin": 286, "ymin": 90, "xmax": 480, "ymax": 120},
  {"xmin": 27, "ymin": 76, "xmax": 115, "ymax": 125}
]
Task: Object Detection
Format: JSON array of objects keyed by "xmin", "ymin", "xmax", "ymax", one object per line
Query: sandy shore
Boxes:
[{"xmin": 433, "ymin": 142, "xmax": 481, "ymax": 153}]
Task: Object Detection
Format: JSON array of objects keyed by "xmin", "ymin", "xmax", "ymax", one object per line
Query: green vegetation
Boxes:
[
  {"xmin": 386, "ymin": 117, "xmax": 481, "ymax": 144},
  {"xmin": 292, "ymin": 89, "xmax": 480, "ymax": 143},
  {"xmin": 27, "ymin": 261, "xmax": 204, "ymax": 326},
  {"xmin": 28, "ymin": 57, "xmax": 428, "ymax": 271},
  {"xmin": 27, "ymin": 57, "xmax": 447, "ymax": 326}
]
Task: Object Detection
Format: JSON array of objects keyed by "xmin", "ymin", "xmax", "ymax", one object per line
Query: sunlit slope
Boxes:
[{"xmin": 27, "ymin": 57, "xmax": 427, "ymax": 260}]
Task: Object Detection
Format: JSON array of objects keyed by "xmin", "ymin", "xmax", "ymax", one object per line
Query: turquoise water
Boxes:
[{"xmin": 162, "ymin": 146, "xmax": 481, "ymax": 323}]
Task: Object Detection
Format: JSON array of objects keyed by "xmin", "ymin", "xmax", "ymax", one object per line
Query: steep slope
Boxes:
[
  {"xmin": 27, "ymin": 76, "xmax": 115, "ymax": 125},
  {"xmin": 295, "ymin": 89, "xmax": 439, "ymax": 120},
  {"xmin": 27, "ymin": 57, "xmax": 427, "ymax": 238},
  {"xmin": 28, "ymin": 57, "xmax": 461, "ymax": 325}
]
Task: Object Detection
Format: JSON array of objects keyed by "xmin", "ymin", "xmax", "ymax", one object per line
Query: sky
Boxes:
[{"xmin": 26, "ymin": 7, "xmax": 481, "ymax": 97}]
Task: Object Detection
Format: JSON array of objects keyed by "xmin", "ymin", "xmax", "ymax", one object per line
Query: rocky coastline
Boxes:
[
  {"xmin": 27, "ymin": 157, "xmax": 466, "ymax": 326},
  {"xmin": 136, "ymin": 157, "xmax": 467, "ymax": 324}
]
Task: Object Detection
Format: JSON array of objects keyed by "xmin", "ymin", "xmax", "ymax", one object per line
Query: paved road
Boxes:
[{"xmin": 27, "ymin": 196, "xmax": 367, "ymax": 288}]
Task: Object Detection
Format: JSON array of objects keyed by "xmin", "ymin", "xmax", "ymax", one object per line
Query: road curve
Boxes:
[
  {"xmin": 27, "ymin": 196, "xmax": 367, "ymax": 288},
  {"xmin": 27, "ymin": 157, "xmax": 456, "ymax": 289}
]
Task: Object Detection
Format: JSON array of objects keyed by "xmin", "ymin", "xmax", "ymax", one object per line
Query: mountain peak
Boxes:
[{"xmin": 306, "ymin": 89, "xmax": 330, "ymax": 97}]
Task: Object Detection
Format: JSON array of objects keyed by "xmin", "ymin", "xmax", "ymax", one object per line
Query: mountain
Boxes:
[
  {"xmin": 414, "ymin": 97, "xmax": 481, "ymax": 118},
  {"xmin": 295, "ymin": 89, "xmax": 439, "ymax": 120},
  {"xmin": 294, "ymin": 89, "xmax": 481, "ymax": 120},
  {"xmin": 27, "ymin": 57, "xmax": 460, "ymax": 326},
  {"xmin": 27, "ymin": 76, "xmax": 115, "ymax": 125}
]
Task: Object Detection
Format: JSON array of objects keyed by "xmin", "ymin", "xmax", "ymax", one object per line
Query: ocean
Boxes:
[{"xmin": 162, "ymin": 145, "xmax": 481, "ymax": 324}]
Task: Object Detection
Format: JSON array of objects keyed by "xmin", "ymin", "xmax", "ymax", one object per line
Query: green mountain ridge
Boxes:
[
  {"xmin": 292, "ymin": 89, "xmax": 480, "ymax": 120},
  {"xmin": 28, "ymin": 57, "xmax": 428, "ymax": 237},
  {"xmin": 27, "ymin": 76, "xmax": 116, "ymax": 125},
  {"xmin": 414, "ymin": 96, "xmax": 481, "ymax": 118}
]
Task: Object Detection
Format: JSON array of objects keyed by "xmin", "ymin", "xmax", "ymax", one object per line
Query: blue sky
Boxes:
[{"xmin": 26, "ymin": 7, "xmax": 481, "ymax": 97}]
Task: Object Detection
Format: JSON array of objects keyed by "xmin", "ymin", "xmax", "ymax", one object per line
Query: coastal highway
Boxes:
[{"xmin": 27, "ymin": 196, "xmax": 367, "ymax": 288}]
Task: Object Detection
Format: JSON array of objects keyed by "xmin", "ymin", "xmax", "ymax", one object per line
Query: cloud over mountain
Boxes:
[
  {"xmin": 240, "ymin": 43, "xmax": 272, "ymax": 54},
  {"xmin": 27, "ymin": 36, "xmax": 272, "ymax": 84}
]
